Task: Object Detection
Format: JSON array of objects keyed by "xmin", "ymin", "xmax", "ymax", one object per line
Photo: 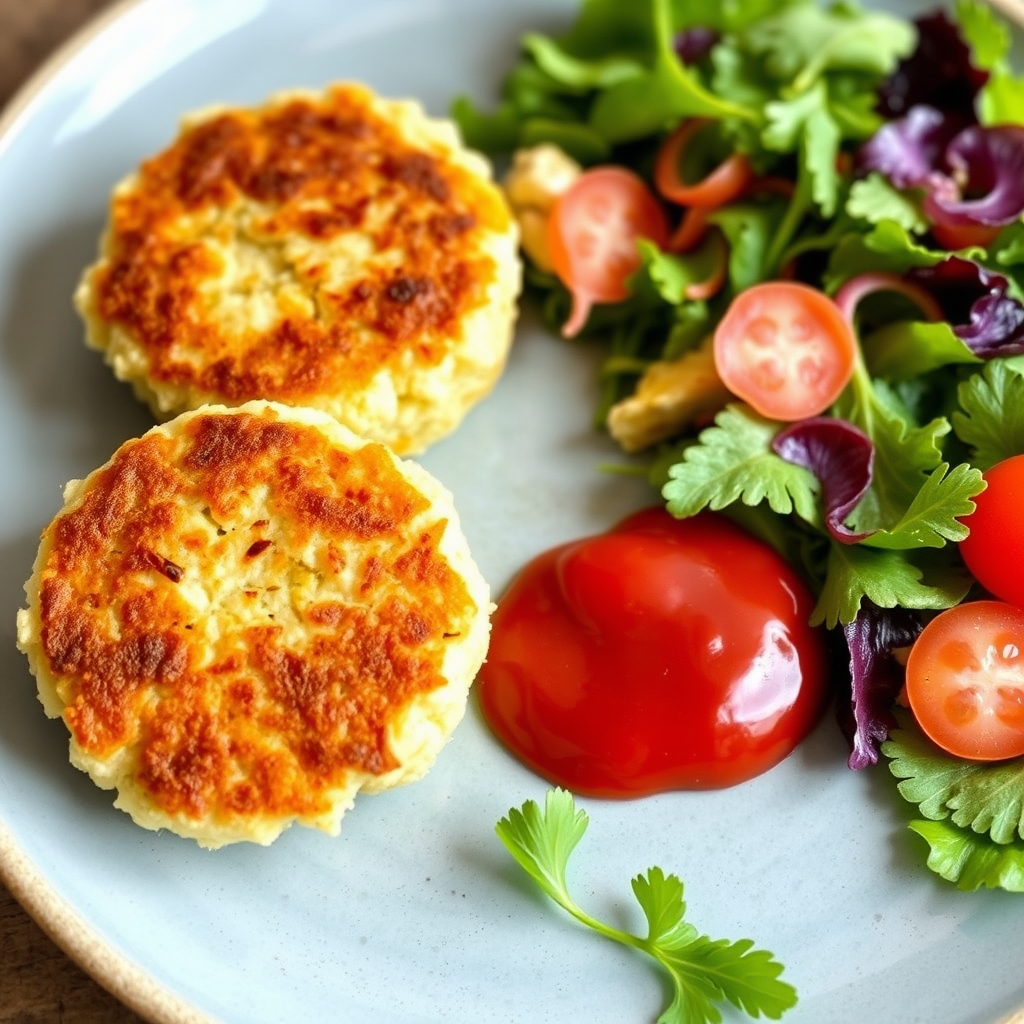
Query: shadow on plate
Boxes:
[{"xmin": 0, "ymin": 217, "xmax": 154, "ymax": 463}]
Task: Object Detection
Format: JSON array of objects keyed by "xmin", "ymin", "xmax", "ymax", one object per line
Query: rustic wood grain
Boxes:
[{"xmin": 0, "ymin": 6, "xmax": 150, "ymax": 1021}]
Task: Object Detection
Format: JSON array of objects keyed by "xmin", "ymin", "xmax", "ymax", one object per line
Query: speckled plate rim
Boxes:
[
  {"xmin": 0, "ymin": 821, "xmax": 211, "ymax": 1024},
  {"xmin": 0, "ymin": 6, "xmax": 217, "ymax": 1020}
]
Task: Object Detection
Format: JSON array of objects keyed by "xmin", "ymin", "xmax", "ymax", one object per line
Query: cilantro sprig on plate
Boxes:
[{"xmin": 497, "ymin": 789, "xmax": 798, "ymax": 1024}]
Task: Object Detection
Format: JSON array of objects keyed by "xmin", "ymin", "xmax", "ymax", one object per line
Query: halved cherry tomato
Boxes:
[
  {"xmin": 654, "ymin": 118, "xmax": 753, "ymax": 208},
  {"xmin": 905, "ymin": 600, "xmax": 1024, "ymax": 762},
  {"xmin": 959, "ymin": 453, "xmax": 1024, "ymax": 606},
  {"xmin": 712, "ymin": 281, "xmax": 857, "ymax": 421},
  {"xmin": 547, "ymin": 166, "xmax": 669, "ymax": 338}
]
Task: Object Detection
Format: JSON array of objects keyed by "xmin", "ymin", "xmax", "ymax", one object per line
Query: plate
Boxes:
[{"xmin": 1, "ymin": 2, "xmax": 1023, "ymax": 1023}]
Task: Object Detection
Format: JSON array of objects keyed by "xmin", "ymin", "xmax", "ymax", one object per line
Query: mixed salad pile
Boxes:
[{"xmin": 454, "ymin": 0, "xmax": 1024, "ymax": 895}]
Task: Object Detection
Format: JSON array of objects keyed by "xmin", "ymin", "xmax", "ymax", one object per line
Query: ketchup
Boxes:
[{"xmin": 477, "ymin": 507, "xmax": 829, "ymax": 796}]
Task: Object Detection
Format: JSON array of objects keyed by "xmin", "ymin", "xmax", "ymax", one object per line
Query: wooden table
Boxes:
[{"xmin": 0, "ymin": 8, "xmax": 151, "ymax": 1023}]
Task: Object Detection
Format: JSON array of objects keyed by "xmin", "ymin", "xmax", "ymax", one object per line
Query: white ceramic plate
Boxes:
[{"xmin": 2, "ymin": 2, "xmax": 1023, "ymax": 1022}]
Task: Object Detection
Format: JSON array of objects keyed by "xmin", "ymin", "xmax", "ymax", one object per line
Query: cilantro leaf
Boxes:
[
  {"xmin": 845, "ymin": 173, "xmax": 927, "ymax": 233},
  {"xmin": 859, "ymin": 462, "xmax": 985, "ymax": 550},
  {"xmin": 811, "ymin": 544, "xmax": 971, "ymax": 627},
  {"xmin": 739, "ymin": 1, "xmax": 916, "ymax": 89},
  {"xmin": 588, "ymin": 0, "xmax": 755, "ymax": 142},
  {"xmin": 952, "ymin": 356, "xmax": 1024, "ymax": 470},
  {"xmin": 497, "ymin": 789, "xmax": 798, "ymax": 1024},
  {"xmin": 835, "ymin": 370, "xmax": 950, "ymax": 537},
  {"xmin": 906, "ymin": 819, "xmax": 1024, "ymax": 892},
  {"xmin": 762, "ymin": 81, "xmax": 841, "ymax": 216},
  {"xmin": 635, "ymin": 238, "xmax": 727, "ymax": 306},
  {"xmin": 884, "ymin": 717, "xmax": 1024, "ymax": 844},
  {"xmin": 661, "ymin": 405, "xmax": 820, "ymax": 523},
  {"xmin": 882, "ymin": 716, "xmax": 1024, "ymax": 892}
]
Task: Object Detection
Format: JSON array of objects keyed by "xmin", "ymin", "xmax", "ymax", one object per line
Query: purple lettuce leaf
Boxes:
[
  {"xmin": 857, "ymin": 105, "xmax": 961, "ymax": 190},
  {"xmin": 772, "ymin": 418, "xmax": 875, "ymax": 544},
  {"xmin": 908, "ymin": 256, "xmax": 1024, "ymax": 357},
  {"xmin": 923, "ymin": 124, "xmax": 1024, "ymax": 228},
  {"xmin": 839, "ymin": 604, "xmax": 922, "ymax": 770},
  {"xmin": 876, "ymin": 10, "xmax": 987, "ymax": 122}
]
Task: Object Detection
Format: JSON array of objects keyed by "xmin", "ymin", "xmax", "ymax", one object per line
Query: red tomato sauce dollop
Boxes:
[{"xmin": 477, "ymin": 507, "xmax": 830, "ymax": 796}]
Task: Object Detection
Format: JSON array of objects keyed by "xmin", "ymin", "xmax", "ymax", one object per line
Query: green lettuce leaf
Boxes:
[
  {"xmin": 860, "ymin": 321, "xmax": 982, "ymax": 381},
  {"xmin": 954, "ymin": 0, "xmax": 1024, "ymax": 126}
]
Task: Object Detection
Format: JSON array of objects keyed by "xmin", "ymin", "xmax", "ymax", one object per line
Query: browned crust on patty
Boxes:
[
  {"xmin": 90, "ymin": 83, "xmax": 513, "ymax": 407},
  {"xmin": 31, "ymin": 405, "xmax": 480, "ymax": 829}
]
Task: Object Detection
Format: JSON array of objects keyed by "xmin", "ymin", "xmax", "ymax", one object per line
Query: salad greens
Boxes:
[
  {"xmin": 883, "ymin": 712, "xmax": 1024, "ymax": 891},
  {"xmin": 456, "ymin": 0, "xmax": 1024, "ymax": 894},
  {"xmin": 497, "ymin": 789, "xmax": 798, "ymax": 1023}
]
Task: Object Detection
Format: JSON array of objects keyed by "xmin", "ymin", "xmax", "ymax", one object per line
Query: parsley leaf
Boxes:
[
  {"xmin": 952, "ymin": 356, "xmax": 1024, "ymax": 470},
  {"xmin": 497, "ymin": 789, "xmax": 798, "ymax": 1024},
  {"xmin": 662, "ymin": 404, "xmax": 820, "ymax": 523},
  {"xmin": 636, "ymin": 239, "xmax": 728, "ymax": 306}
]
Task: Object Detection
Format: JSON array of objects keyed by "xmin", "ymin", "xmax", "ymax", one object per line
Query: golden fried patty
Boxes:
[
  {"xmin": 16, "ymin": 401, "xmax": 491, "ymax": 848},
  {"xmin": 74, "ymin": 83, "xmax": 521, "ymax": 455}
]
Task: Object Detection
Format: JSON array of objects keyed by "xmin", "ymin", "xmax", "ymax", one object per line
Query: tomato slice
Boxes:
[
  {"xmin": 667, "ymin": 204, "xmax": 710, "ymax": 253},
  {"xmin": 905, "ymin": 600, "xmax": 1024, "ymax": 762},
  {"xmin": 654, "ymin": 118, "xmax": 753, "ymax": 208},
  {"xmin": 547, "ymin": 166, "xmax": 669, "ymax": 338},
  {"xmin": 712, "ymin": 281, "xmax": 857, "ymax": 421},
  {"xmin": 959, "ymin": 453, "xmax": 1024, "ymax": 607}
]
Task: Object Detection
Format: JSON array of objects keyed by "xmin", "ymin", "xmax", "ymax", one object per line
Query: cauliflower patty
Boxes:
[
  {"xmin": 16, "ymin": 401, "xmax": 491, "ymax": 848},
  {"xmin": 74, "ymin": 82, "xmax": 521, "ymax": 455}
]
